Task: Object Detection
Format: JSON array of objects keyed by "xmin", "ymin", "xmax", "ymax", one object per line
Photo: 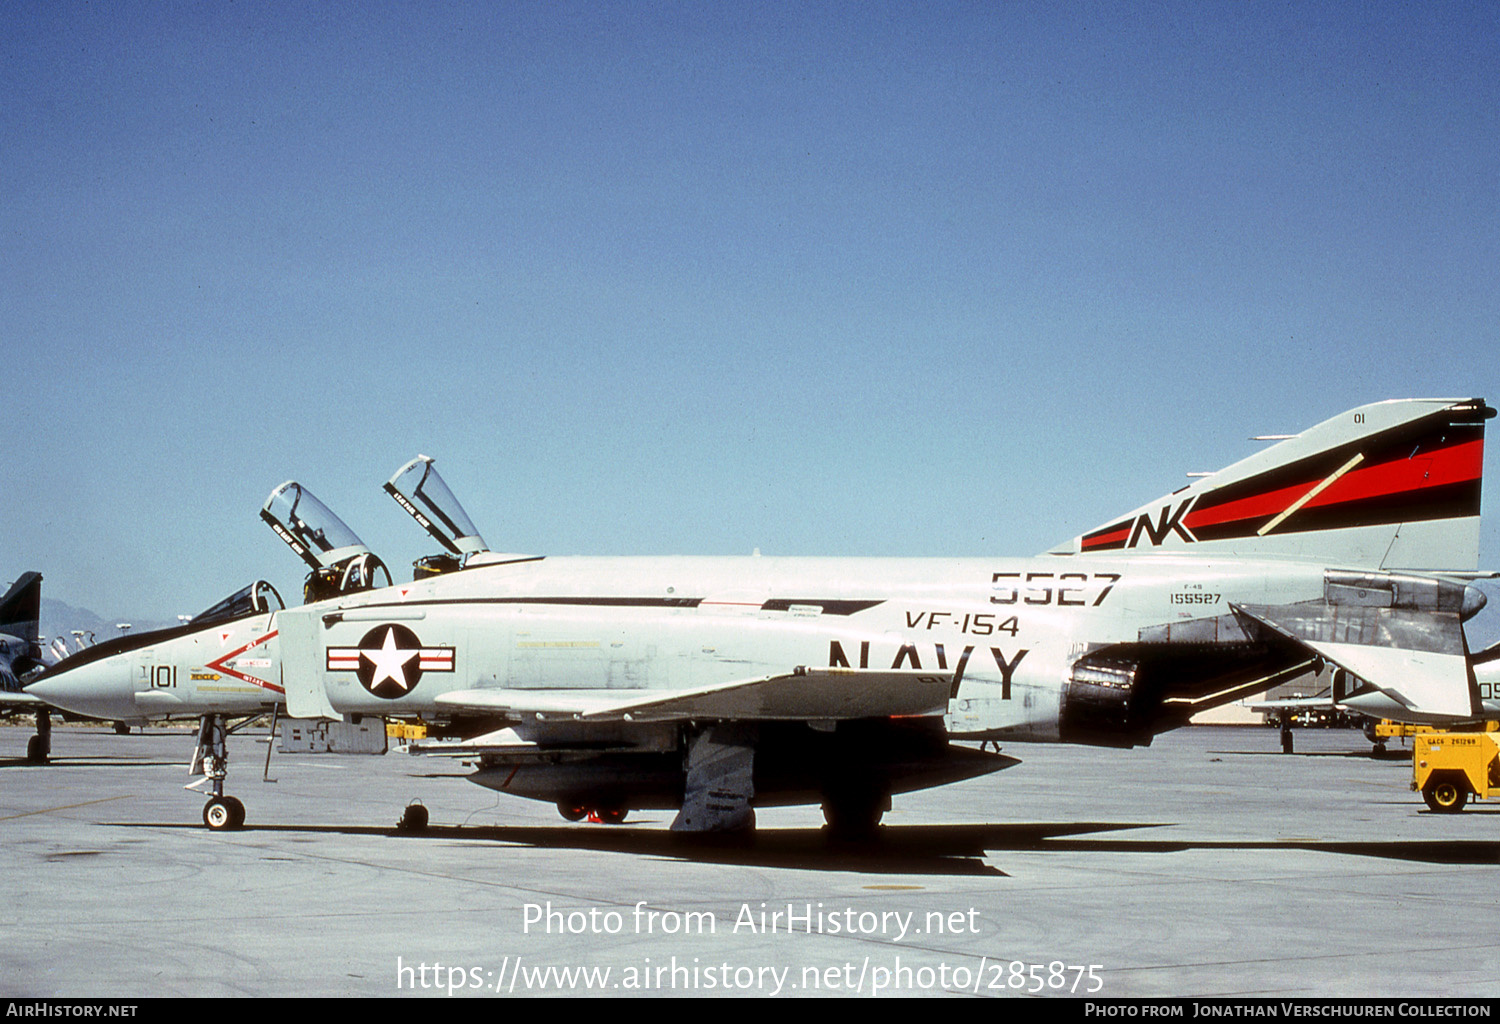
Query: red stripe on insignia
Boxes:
[{"xmin": 419, "ymin": 649, "xmax": 454, "ymax": 671}]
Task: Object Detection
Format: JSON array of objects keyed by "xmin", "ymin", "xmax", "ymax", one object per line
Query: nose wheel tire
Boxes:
[{"xmin": 203, "ymin": 796, "xmax": 246, "ymax": 830}]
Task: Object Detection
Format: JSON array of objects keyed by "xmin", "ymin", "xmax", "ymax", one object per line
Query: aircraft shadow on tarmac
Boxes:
[
  {"xmin": 106, "ymin": 819, "xmax": 1500, "ymax": 874},
  {"xmin": 1211, "ymin": 746, "xmax": 1414, "ymax": 762},
  {"xmin": 0, "ymin": 755, "xmax": 185, "ymax": 769}
]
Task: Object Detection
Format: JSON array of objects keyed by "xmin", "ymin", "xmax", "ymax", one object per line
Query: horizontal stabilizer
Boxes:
[
  {"xmin": 1248, "ymin": 695, "xmax": 1335, "ymax": 714},
  {"xmin": 436, "ymin": 667, "xmax": 954, "ymax": 722},
  {"xmin": 1233, "ymin": 603, "xmax": 1480, "ymax": 722}
]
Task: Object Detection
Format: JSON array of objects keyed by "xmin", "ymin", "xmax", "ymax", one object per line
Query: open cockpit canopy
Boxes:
[
  {"xmin": 261, "ymin": 481, "xmax": 367, "ymax": 570},
  {"xmin": 385, "ymin": 455, "xmax": 490, "ymax": 577},
  {"xmin": 385, "ymin": 455, "xmax": 488, "ymax": 555},
  {"xmin": 260, "ymin": 481, "xmax": 390, "ymax": 603}
]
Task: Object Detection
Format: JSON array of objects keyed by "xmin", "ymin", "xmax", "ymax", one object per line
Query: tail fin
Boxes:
[
  {"xmin": 0, "ymin": 572, "xmax": 43, "ymax": 692},
  {"xmin": 0, "ymin": 572, "xmax": 41, "ymax": 642},
  {"xmin": 1052, "ymin": 399, "xmax": 1492, "ymax": 570}
]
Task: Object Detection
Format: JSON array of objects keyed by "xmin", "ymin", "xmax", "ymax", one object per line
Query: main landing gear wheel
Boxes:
[
  {"xmin": 1422, "ymin": 780, "xmax": 1469, "ymax": 813},
  {"xmin": 821, "ymin": 791, "xmax": 889, "ymax": 840},
  {"xmin": 203, "ymin": 796, "xmax": 245, "ymax": 830},
  {"xmin": 397, "ymin": 802, "xmax": 429, "ymax": 832},
  {"xmin": 556, "ymin": 803, "xmax": 627, "ymax": 824},
  {"xmin": 26, "ymin": 710, "xmax": 50, "ymax": 764}
]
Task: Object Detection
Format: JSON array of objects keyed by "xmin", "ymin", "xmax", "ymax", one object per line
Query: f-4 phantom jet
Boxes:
[
  {"xmin": 33, "ymin": 399, "xmax": 1497, "ymax": 835},
  {"xmin": 295, "ymin": 398, "xmax": 1499, "ymax": 833}
]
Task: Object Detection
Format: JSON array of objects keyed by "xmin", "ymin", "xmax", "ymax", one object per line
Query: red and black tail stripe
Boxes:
[
  {"xmin": 1081, "ymin": 521, "xmax": 1133, "ymax": 552},
  {"xmin": 1082, "ymin": 404, "xmax": 1488, "ymax": 552}
]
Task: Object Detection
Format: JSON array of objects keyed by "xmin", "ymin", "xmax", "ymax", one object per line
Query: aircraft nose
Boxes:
[{"xmin": 27, "ymin": 657, "xmax": 138, "ymax": 721}]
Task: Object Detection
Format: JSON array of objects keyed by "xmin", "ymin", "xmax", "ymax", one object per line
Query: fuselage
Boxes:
[
  {"xmin": 287, "ymin": 553, "xmax": 1330, "ymax": 743},
  {"xmin": 37, "ymin": 551, "xmax": 1490, "ymax": 742},
  {"xmin": 21, "ymin": 553, "xmax": 1319, "ymax": 736}
]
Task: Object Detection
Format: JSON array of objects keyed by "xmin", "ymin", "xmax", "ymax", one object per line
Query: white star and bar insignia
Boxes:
[{"xmin": 326, "ymin": 624, "xmax": 454, "ymax": 699}]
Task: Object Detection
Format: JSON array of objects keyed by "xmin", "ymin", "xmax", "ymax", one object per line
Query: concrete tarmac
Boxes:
[{"xmin": 1, "ymin": 723, "xmax": 1496, "ymax": 998}]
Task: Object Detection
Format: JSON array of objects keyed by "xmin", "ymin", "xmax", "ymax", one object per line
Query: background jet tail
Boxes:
[
  {"xmin": 0, "ymin": 572, "xmax": 44, "ymax": 692},
  {"xmin": 0, "ymin": 572, "xmax": 42, "ymax": 643},
  {"xmin": 1051, "ymin": 398, "xmax": 1493, "ymax": 571}
]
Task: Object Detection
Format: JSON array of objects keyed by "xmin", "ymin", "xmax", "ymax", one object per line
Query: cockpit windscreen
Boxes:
[{"xmin": 189, "ymin": 581, "xmax": 286, "ymax": 628}]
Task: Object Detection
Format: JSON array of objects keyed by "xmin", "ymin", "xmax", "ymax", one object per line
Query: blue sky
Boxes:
[{"xmin": 4, "ymin": 1, "xmax": 1498, "ymax": 623}]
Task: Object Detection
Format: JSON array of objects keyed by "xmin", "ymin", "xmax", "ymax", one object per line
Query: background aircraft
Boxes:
[
  {"xmin": 1, "ymin": 572, "xmax": 55, "ymax": 761},
  {"xmin": 1251, "ymin": 632, "xmax": 1500, "ymax": 753},
  {"xmin": 1, "ymin": 572, "xmax": 46, "ymax": 690},
  {"xmin": 2, "ymin": 573, "xmax": 158, "ymax": 761}
]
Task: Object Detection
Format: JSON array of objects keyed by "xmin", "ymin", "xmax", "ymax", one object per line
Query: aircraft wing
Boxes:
[
  {"xmin": 1232, "ymin": 603, "xmax": 1480, "ymax": 722},
  {"xmin": 435, "ymin": 667, "xmax": 953, "ymax": 722}
]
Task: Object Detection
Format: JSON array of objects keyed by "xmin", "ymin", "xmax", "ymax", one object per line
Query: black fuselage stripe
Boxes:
[
  {"xmin": 32, "ymin": 611, "xmax": 265, "ymax": 678},
  {"xmin": 341, "ymin": 597, "xmax": 884, "ymax": 616}
]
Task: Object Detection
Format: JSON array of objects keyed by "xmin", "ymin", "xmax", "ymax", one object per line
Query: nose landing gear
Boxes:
[{"xmin": 191, "ymin": 714, "xmax": 249, "ymax": 830}]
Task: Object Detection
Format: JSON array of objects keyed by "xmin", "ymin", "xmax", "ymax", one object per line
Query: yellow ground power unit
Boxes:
[{"xmin": 1412, "ymin": 731, "xmax": 1500, "ymax": 812}]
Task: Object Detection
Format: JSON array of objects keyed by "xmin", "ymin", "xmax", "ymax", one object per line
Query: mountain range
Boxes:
[{"xmin": 39, "ymin": 598, "xmax": 177, "ymax": 652}]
